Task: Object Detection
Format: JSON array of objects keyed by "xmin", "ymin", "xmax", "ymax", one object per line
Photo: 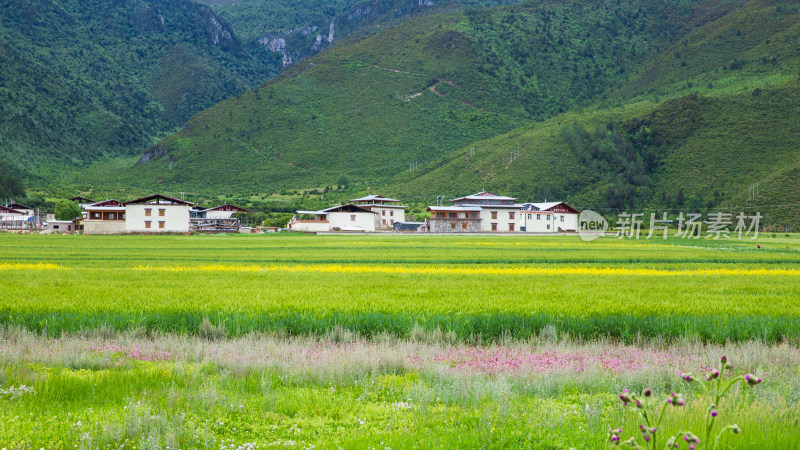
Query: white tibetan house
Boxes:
[
  {"xmin": 6, "ymin": 203, "xmax": 35, "ymax": 217},
  {"xmin": 83, "ymin": 200, "xmax": 126, "ymax": 235},
  {"xmin": 451, "ymin": 191, "xmax": 522, "ymax": 232},
  {"xmin": 350, "ymin": 195, "xmax": 407, "ymax": 230},
  {"xmin": 426, "ymin": 191, "xmax": 581, "ymax": 233},
  {"xmin": 123, "ymin": 194, "xmax": 194, "ymax": 233},
  {"xmin": 289, "ymin": 204, "xmax": 378, "ymax": 232},
  {"xmin": 0, "ymin": 205, "xmax": 25, "ymax": 220},
  {"xmin": 519, "ymin": 202, "xmax": 580, "ymax": 232}
]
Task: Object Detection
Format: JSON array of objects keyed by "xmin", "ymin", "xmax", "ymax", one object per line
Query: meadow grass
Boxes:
[{"xmin": 0, "ymin": 329, "xmax": 797, "ymax": 449}]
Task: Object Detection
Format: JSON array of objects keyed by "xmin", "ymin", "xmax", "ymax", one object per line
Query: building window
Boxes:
[
  {"xmin": 509, "ymin": 212, "xmax": 515, "ymax": 219},
  {"xmin": 561, "ymin": 215, "xmax": 564, "ymax": 222},
  {"xmin": 491, "ymin": 211, "xmax": 497, "ymax": 219},
  {"xmin": 121, "ymin": 213, "xmax": 125, "ymax": 220},
  {"xmin": 491, "ymin": 223, "xmax": 497, "ymax": 231},
  {"xmin": 448, "ymin": 213, "xmax": 457, "ymax": 218},
  {"xmin": 382, "ymin": 219, "xmax": 386, "ymax": 225},
  {"xmin": 350, "ymin": 215, "xmax": 356, "ymax": 221},
  {"xmin": 109, "ymin": 213, "xmax": 115, "ymax": 220},
  {"xmin": 450, "ymin": 222, "xmax": 456, "ymax": 229},
  {"xmin": 145, "ymin": 208, "xmax": 151, "ymax": 217},
  {"xmin": 159, "ymin": 221, "xmax": 165, "ymax": 229},
  {"xmin": 159, "ymin": 209, "xmax": 166, "ymax": 217},
  {"xmin": 536, "ymin": 214, "xmax": 541, "ymax": 220},
  {"xmin": 461, "ymin": 222, "xmax": 467, "ymax": 230},
  {"xmin": 509, "ymin": 223, "xmax": 515, "ymax": 232},
  {"xmin": 390, "ymin": 219, "xmax": 394, "ymax": 225},
  {"xmin": 92, "ymin": 212, "xmax": 100, "ymax": 219},
  {"xmin": 547, "ymin": 224, "xmax": 550, "ymax": 230},
  {"xmin": 390, "ymin": 211, "xmax": 394, "ymax": 217},
  {"xmin": 382, "ymin": 210, "xmax": 385, "ymax": 216},
  {"xmin": 145, "ymin": 221, "xmax": 151, "ymax": 229},
  {"xmin": 547, "ymin": 215, "xmax": 550, "ymax": 220}
]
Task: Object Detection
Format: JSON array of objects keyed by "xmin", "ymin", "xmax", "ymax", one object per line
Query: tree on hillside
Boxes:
[
  {"xmin": 337, "ymin": 175, "xmax": 350, "ymax": 190},
  {"xmin": 54, "ymin": 200, "xmax": 83, "ymax": 221},
  {"xmin": 0, "ymin": 165, "xmax": 25, "ymax": 198}
]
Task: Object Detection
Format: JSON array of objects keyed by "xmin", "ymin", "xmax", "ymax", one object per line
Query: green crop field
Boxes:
[
  {"xmin": 1, "ymin": 233, "xmax": 799, "ymax": 448},
  {"xmin": 2, "ymin": 233, "xmax": 800, "ymax": 342}
]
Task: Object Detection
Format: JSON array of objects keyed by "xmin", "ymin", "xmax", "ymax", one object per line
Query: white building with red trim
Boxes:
[
  {"xmin": 521, "ymin": 202, "xmax": 580, "ymax": 232},
  {"xmin": 426, "ymin": 191, "xmax": 580, "ymax": 233},
  {"xmin": 350, "ymin": 195, "xmax": 407, "ymax": 230}
]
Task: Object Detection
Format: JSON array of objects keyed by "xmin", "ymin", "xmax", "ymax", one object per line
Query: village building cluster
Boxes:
[
  {"xmin": 288, "ymin": 192, "xmax": 580, "ymax": 233},
  {"xmin": 2, "ymin": 191, "xmax": 580, "ymax": 234},
  {"xmin": 1, "ymin": 194, "xmax": 252, "ymax": 234}
]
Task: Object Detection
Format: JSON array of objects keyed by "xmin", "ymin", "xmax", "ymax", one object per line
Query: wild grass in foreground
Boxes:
[{"xmin": 0, "ymin": 327, "xmax": 797, "ymax": 449}]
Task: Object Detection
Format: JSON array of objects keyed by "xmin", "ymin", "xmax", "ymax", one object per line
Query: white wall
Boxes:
[
  {"xmin": 0, "ymin": 212, "xmax": 25, "ymax": 220},
  {"xmin": 372, "ymin": 207, "xmax": 405, "ymax": 229},
  {"xmin": 290, "ymin": 221, "xmax": 332, "ymax": 232},
  {"xmin": 125, "ymin": 204, "xmax": 191, "ymax": 232},
  {"xmin": 520, "ymin": 212, "xmax": 555, "ymax": 232},
  {"xmin": 552, "ymin": 213, "xmax": 579, "ymax": 232},
  {"xmin": 479, "ymin": 208, "xmax": 520, "ymax": 232},
  {"xmin": 328, "ymin": 212, "xmax": 375, "ymax": 231}
]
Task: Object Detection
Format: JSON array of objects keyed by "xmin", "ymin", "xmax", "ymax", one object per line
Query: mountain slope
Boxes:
[
  {"xmin": 386, "ymin": 0, "xmax": 800, "ymax": 225},
  {"xmin": 126, "ymin": 0, "xmax": 714, "ymax": 192},
  {"xmin": 0, "ymin": 0, "xmax": 275, "ymax": 175}
]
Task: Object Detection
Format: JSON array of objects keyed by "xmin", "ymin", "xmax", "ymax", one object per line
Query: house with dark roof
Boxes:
[
  {"xmin": 350, "ymin": 194, "xmax": 407, "ymax": 230},
  {"xmin": 289, "ymin": 204, "xmax": 378, "ymax": 232},
  {"xmin": 123, "ymin": 194, "xmax": 194, "ymax": 233},
  {"xmin": 84, "ymin": 200, "xmax": 126, "ymax": 234},
  {"xmin": 426, "ymin": 191, "xmax": 580, "ymax": 233}
]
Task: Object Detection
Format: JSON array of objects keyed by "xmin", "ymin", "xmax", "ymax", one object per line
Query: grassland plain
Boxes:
[
  {"xmin": 1, "ymin": 233, "xmax": 799, "ymax": 448},
  {"xmin": 1, "ymin": 233, "xmax": 800, "ymax": 342}
]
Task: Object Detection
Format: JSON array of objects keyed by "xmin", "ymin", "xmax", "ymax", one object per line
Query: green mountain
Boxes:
[
  {"xmin": 199, "ymin": 0, "xmax": 522, "ymax": 68},
  {"xmin": 124, "ymin": 0, "xmax": 714, "ymax": 192},
  {"xmin": 387, "ymin": 0, "xmax": 800, "ymax": 225},
  {"xmin": 0, "ymin": 0, "xmax": 277, "ymax": 175},
  {"xmin": 15, "ymin": 0, "xmax": 800, "ymax": 226}
]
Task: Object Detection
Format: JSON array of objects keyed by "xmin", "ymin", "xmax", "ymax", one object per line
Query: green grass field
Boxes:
[
  {"xmin": 2, "ymin": 233, "xmax": 800, "ymax": 342},
  {"xmin": 1, "ymin": 233, "xmax": 799, "ymax": 448}
]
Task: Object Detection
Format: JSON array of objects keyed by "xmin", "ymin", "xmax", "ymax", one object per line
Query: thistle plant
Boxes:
[{"xmin": 608, "ymin": 356, "xmax": 761, "ymax": 449}]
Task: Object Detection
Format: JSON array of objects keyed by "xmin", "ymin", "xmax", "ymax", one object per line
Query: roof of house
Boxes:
[
  {"xmin": 203, "ymin": 204, "xmax": 251, "ymax": 213},
  {"xmin": 297, "ymin": 204, "xmax": 378, "ymax": 215},
  {"xmin": 350, "ymin": 194, "xmax": 402, "ymax": 203},
  {"xmin": 7, "ymin": 203, "xmax": 33, "ymax": 210},
  {"xmin": 89, "ymin": 200, "xmax": 124, "ymax": 207},
  {"xmin": 451, "ymin": 191, "xmax": 518, "ymax": 202},
  {"xmin": 86, "ymin": 200, "xmax": 126, "ymax": 213},
  {"xmin": 0, "ymin": 205, "xmax": 23, "ymax": 214},
  {"xmin": 427, "ymin": 206, "xmax": 483, "ymax": 212},
  {"xmin": 359, "ymin": 204, "xmax": 408, "ymax": 209},
  {"xmin": 526, "ymin": 201, "xmax": 580, "ymax": 214},
  {"xmin": 123, "ymin": 194, "xmax": 194, "ymax": 206},
  {"xmin": 70, "ymin": 196, "xmax": 95, "ymax": 203}
]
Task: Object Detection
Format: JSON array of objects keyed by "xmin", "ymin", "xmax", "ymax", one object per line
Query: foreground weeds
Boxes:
[{"xmin": 0, "ymin": 329, "xmax": 798, "ymax": 448}]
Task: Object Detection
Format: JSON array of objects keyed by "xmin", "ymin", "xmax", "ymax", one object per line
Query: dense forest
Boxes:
[{"xmin": 0, "ymin": 0, "xmax": 277, "ymax": 175}]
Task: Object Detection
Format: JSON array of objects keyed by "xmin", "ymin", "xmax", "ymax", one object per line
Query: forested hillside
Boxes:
[
  {"xmin": 0, "ymin": 0, "xmax": 276, "ymax": 176},
  {"xmin": 126, "ymin": 0, "xmax": 717, "ymax": 192},
  {"xmin": 387, "ymin": 0, "xmax": 800, "ymax": 225}
]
